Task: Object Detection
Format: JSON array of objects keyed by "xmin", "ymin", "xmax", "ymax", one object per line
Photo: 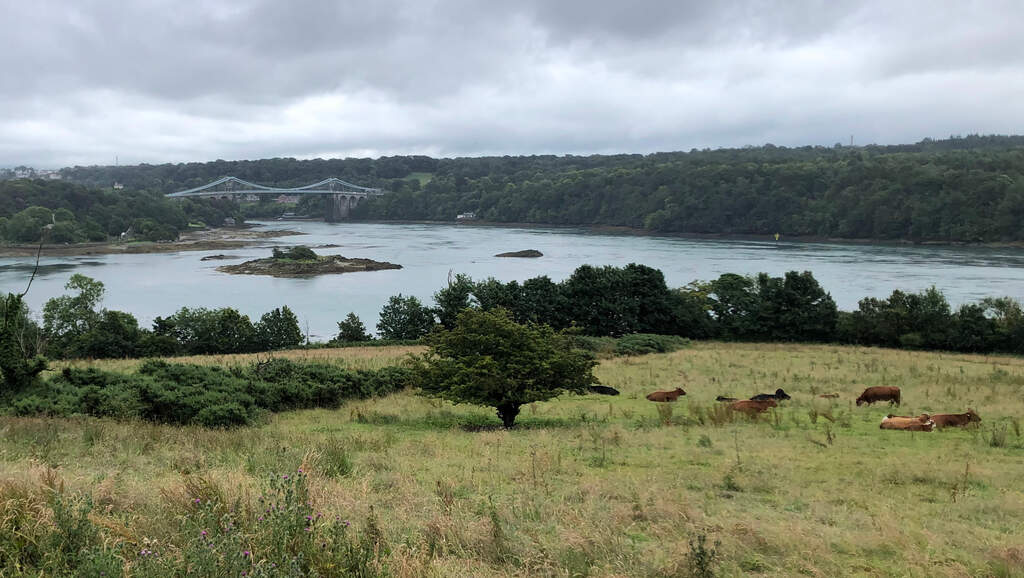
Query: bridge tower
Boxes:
[{"xmin": 326, "ymin": 194, "xmax": 364, "ymax": 222}]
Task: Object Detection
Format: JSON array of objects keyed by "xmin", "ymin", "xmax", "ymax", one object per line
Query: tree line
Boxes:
[
  {"xmin": 361, "ymin": 266, "xmax": 1024, "ymax": 355},
  {"xmin": 50, "ymin": 134, "xmax": 1024, "ymax": 243},
  {"xmin": 4, "ymin": 264, "xmax": 1022, "ymax": 370}
]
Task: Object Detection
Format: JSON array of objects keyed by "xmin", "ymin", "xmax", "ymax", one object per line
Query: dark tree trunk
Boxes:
[{"xmin": 496, "ymin": 403, "xmax": 520, "ymax": 428}]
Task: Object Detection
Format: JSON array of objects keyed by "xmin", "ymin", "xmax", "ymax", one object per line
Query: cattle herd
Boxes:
[{"xmin": 641, "ymin": 385, "xmax": 982, "ymax": 431}]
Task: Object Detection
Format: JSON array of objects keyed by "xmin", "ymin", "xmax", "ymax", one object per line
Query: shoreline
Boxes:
[
  {"xmin": 0, "ymin": 227, "xmax": 305, "ymax": 258},
  {"xmin": 349, "ymin": 219, "xmax": 1024, "ymax": 250},
  {"xmin": 4, "ymin": 219, "xmax": 1023, "ymax": 258}
]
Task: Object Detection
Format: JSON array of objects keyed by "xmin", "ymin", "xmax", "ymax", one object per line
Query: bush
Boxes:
[
  {"xmin": 6, "ymin": 359, "xmax": 413, "ymax": 428},
  {"xmin": 194, "ymin": 403, "xmax": 251, "ymax": 428},
  {"xmin": 614, "ymin": 333, "xmax": 690, "ymax": 356}
]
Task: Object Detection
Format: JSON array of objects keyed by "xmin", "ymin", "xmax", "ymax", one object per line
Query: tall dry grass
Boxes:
[{"xmin": 3, "ymin": 341, "xmax": 1024, "ymax": 576}]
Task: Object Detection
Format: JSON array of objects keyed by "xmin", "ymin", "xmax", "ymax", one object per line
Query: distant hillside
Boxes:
[{"xmin": 58, "ymin": 135, "xmax": 1024, "ymax": 242}]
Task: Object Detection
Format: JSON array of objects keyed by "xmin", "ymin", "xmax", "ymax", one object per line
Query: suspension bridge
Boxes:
[{"xmin": 165, "ymin": 176, "xmax": 385, "ymax": 221}]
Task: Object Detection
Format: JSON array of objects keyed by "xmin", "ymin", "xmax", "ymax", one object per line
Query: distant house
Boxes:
[
  {"xmin": 223, "ymin": 217, "xmax": 236, "ymax": 226},
  {"xmin": 456, "ymin": 212, "xmax": 477, "ymax": 220},
  {"xmin": 113, "ymin": 182, "xmax": 125, "ymax": 190},
  {"xmin": 275, "ymin": 195, "xmax": 299, "ymax": 204}
]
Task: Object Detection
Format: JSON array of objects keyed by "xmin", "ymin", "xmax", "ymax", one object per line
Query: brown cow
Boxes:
[
  {"xmin": 931, "ymin": 409, "xmax": 981, "ymax": 428},
  {"xmin": 880, "ymin": 414, "xmax": 934, "ymax": 432},
  {"xmin": 856, "ymin": 386, "xmax": 901, "ymax": 406},
  {"xmin": 646, "ymin": 388, "xmax": 685, "ymax": 402},
  {"xmin": 727, "ymin": 399, "xmax": 777, "ymax": 415},
  {"xmin": 818, "ymin": 393, "xmax": 840, "ymax": 399}
]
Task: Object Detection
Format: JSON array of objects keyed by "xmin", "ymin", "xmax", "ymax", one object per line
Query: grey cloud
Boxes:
[{"xmin": 2, "ymin": 0, "xmax": 1024, "ymax": 167}]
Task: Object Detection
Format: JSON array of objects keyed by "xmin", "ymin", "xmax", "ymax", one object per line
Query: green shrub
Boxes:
[
  {"xmin": 614, "ymin": 333, "xmax": 690, "ymax": 356},
  {"xmin": 6, "ymin": 358, "xmax": 414, "ymax": 428}
]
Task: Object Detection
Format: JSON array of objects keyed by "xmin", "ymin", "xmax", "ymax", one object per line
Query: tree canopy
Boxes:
[{"xmin": 415, "ymin": 308, "xmax": 599, "ymax": 427}]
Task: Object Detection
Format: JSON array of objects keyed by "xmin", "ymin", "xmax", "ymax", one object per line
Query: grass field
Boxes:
[
  {"xmin": 405, "ymin": 172, "xmax": 434, "ymax": 186},
  {"xmin": 4, "ymin": 342, "xmax": 1024, "ymax": 576}
]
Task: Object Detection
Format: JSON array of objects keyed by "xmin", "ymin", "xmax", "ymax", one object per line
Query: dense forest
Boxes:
[
  {"xmin": 47, "ymin": 134, "xmax": 1024, "ymax": 243},
  {"xmin": 0, "ymin": 179, "xmax": 237, "ymax": 242},
  {"xmin": 2, "ymin": 135, "xmax": 1022, "ymax": 243}
]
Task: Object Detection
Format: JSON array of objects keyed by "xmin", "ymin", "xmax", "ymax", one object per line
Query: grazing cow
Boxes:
[
  {"xmin": 856, "ymin": 386, "xmax": 901, "ymax": 406},
  {"xmin": 880, "ymin": 414, "xmax": 934, "ymax": 432},
  {"xmin": 646, "ymin": 388, "xmax": 686, "ymax": 402},
  {"xmin": 931, "ymin": 409, "xmax": 981, "ymax": 428},
  {"xmin": 818, "ymin": 393, "xmax": 840, "ymax": 399},
  {"xmin": 727, "ymin": 399, "xmax": 777, "ymax": 415},
  {"xmin": 750, "ymin": 388, "xmax": 791, "ymax": 402},
  {"xmin": 715, "ymin": 395, "xmax": 738, "ymax": 402},
  {"xmin": 587, "ymin": 385, "xmax": 621, "ymax": 396}
]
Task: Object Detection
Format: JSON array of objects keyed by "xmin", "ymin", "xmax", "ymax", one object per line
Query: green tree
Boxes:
[
  {"xmin": 377, "ymin": 294, "xmax": 435, "ymax": 340},
  {"xmin": 255, "ymin": 306, "xmax": 304, "ymax": 350},
  {"xmin": 433, "ymin": 273, "xmax": 475, "ymax": 329},
  {"xmin": 42, "ymin": 274, "xmax": 105, "ymax": 357},
  {"xmin": 336, "ymin": 312, "xmax": 372, "ymax": 342},
  {"xmin": 754, "ymin": 271, "xmax": 837, "ymax": 341},
  {"xmin": 415, "ymin": 308, "xmax": 598, "ymax": 427},
  {"xmin": 80, "ymin": 310, "xmax": 143, "ymax": 359},
  {"xmin": 1, "ymin": 293, "xmax": 48, "ymax": 395}
]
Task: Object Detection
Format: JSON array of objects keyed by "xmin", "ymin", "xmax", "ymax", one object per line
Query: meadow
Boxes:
[{"xmin": 3, "ymin": 342, "xmax": 1024, "ymax": 577}]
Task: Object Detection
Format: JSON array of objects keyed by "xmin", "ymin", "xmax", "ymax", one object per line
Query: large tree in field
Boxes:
[{"xmin": 415, "ymin": 308, "xmax": 598, "ymax": 428}]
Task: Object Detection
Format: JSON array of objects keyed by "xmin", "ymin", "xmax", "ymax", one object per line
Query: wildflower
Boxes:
[
  {"xmin": 306, "ymin": 515, "xmax": 312, "ymax": 521},
  {"xmin": 283, "ymin": 474, "xmax": 289, "ymax": 480},
  {"xmin": 298, "ymin": 468, "xmax": 303, "ymax": 473},
  {"xmin": 305, "ymin": 527, "xmax": 312, "ymax": 532},
  {"xmin": 201, "ymin": 530, "xmax": 207, "ymax": 537},
  {"xmin": 258, "ymin": 516, "xmax": 264, "ymax": 521},
  {"xmin": 344, "ymin": 520, "xmax": 350, "ymax": 527},
  {"xmin": 194, "ymin": 498, "xmax": 201, "ymax": 504},
  {"xmin": 243, "ymin": 550, "xmax": 251, "ymax": 557}
]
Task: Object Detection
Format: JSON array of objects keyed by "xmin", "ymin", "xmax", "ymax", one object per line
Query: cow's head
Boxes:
[
  {"xmin": 774, "ymin": 388, "xmax": 791, "ymax": 400},
  {"xmin": 674, "ymin": 388, "xmax": 686, "ymax": 395},
  {"xmin": 965, "ymin": 409, "xmax": 981, "ymax": 423}
]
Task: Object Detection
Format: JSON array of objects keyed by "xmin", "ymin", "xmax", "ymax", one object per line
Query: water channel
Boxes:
[{"xmin": 2, "ymin": 221, "xmax": 1023, "ymax": 341}]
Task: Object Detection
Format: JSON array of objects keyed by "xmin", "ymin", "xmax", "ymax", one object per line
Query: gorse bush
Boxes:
[{"xmin": 8, "ymin": 359, "xmax": 414, "ymax": 427}]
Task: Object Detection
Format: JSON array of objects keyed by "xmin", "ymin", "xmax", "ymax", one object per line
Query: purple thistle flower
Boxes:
[
  {"xmin": 305, "ymin": 527, "xmax": 311, "ymax": 532},
  {"xmin": 194, "ymin": 498, "xmax": 201, "ymax": 504},
  {"xmin": 243, "ymin": 550, "xmax": 251, "ymax": 557}
]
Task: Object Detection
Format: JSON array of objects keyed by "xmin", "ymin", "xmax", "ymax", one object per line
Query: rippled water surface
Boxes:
[{"xmin": 3, "ymin": 221, "xmax": 1023, "ymax": 341}]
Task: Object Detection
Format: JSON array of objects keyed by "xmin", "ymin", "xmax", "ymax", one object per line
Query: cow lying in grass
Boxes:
[
  {"xmin": 587, "ymin": 385, "xmax": 621, "ymax": 396},
  {"xmin": 931, "ymin": 409, "xmax": 981, "ymax": 428},
  {"xmin": 750, "ymin": 388, "xmax": 791, "ymax": 401},
  {"xmin": 727, "ymin": 399, "xmax": 777, "ymax": 415},
  {"xmin": 880, "ymin": 414, "xmax": 935, "ymax": 431},
  {"xmin": 646, "ymin": 388, "xmax": 685, "ymax": 402},
  {"xmin": 715, "ymin": 395, "xmax": 738, "ymax": 402},
  {"xmin": 856, "ymin": 386, "xmax": 901, "ymax": 406}
]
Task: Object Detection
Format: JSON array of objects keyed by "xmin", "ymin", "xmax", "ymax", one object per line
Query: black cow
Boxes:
[
  {"xmin": 750, "ymin": 388, "xmax": 791, "ymax": 401},
  {"xmin": 715, "ymin": 396, "xmax": 738, "ymax": 402},
  {"xmin": 587, "ymin": 385, "xmax": 620, "ymax": 396}
]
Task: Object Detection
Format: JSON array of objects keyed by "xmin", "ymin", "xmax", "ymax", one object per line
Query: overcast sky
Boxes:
[{"xmin": 2, "ymin": 0, "xmax": 1022, "ymax": 168}]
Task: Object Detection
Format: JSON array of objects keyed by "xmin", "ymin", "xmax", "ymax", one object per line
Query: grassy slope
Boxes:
[{"xmin": 4, "ymin": 342, "xmax": 1024, "ymax": 577}]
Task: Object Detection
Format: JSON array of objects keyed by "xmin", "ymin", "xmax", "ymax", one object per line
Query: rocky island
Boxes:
[
  {"xmin": 217, "ymin": 246, "xmax": 402, "ymax": 278},
  {"xmin": 495, "ymin": 249, "xmax": 543, "ymax": 258}
]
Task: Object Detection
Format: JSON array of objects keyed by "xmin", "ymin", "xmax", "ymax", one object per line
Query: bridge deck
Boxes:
[{"xmin": 166, "ymin": 176, "xmax": 384, "ymax": 198}]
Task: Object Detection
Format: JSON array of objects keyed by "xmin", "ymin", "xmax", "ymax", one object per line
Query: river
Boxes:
[{"xmin": 2, "ymin": 221, "xmax": 1023, "ymax": 341}]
